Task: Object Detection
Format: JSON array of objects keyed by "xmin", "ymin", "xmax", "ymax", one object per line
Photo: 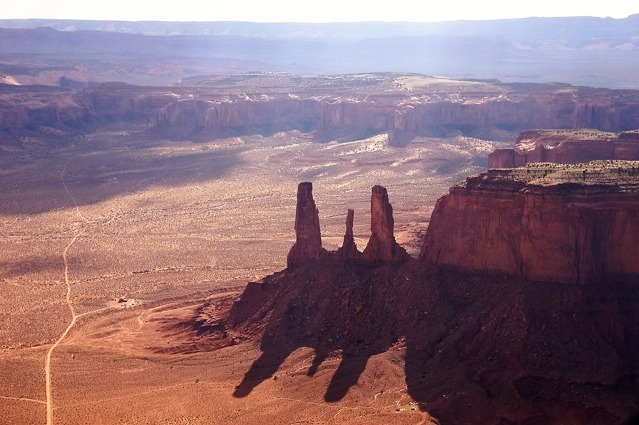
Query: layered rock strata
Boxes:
[
  {"xmin": 421, "ymin": 161, "xmax": 639, "ymax": 284},
  {"xmin": 488, "ymin": 129, "xmax": 639, "ymax": 168},
  {"xmin": 5, "ymin": 76, "xmax": 639, "ymax": 146}
]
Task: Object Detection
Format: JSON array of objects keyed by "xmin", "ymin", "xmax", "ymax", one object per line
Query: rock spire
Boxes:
[
  {"xmin": 287, "ymin": 183, "xmax": 408, "ymax": 266},
  {"xmin": 335, "ymin": 209, "xmax": 361, "ymax": 261},
  {"xmin": 287, "ymin": 182, "xmax": 324, "ymax": 267},
  {"xmin": 362, "ymin": 185, "xmax": 409, "ymax": 263}
]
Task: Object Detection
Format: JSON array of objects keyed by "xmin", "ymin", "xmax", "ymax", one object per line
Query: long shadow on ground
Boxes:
[
  {"xmin": 228, "ymin": 260, "xmax": 639, "ymax": 425},
  {"xmin": 0, "ymin": 137, "xmax": 244, "ymax": 215}
]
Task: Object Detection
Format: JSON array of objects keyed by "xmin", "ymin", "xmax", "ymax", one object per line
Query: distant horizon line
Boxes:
[{"xmin": 1, "ymin": 14, "xmax": 638, "ymax": 25}]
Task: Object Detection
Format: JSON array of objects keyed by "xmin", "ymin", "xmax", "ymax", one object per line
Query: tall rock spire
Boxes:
[
  {"xmin": 362, "ymin": 185, "xmax": 409, "ymax": 263},
  {"xmin": 287, "ymin": 182, "xmax": 324, "ymax": 267},
  {"xmin": 335, "ymin": 209, "xmax": 361, "ymax": 261}
]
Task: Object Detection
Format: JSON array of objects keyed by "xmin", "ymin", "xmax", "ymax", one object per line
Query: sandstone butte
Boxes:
[
  {"xmin": 488, "ymin": 129, "xmax": 639, "ymax": 168},
  {"xmin": 421, "ymin": 160, "xmax": 639, "ymax": 284}
]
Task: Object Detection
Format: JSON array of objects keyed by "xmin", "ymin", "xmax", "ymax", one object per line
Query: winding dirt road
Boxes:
[
  {"xmin": 44, "ymin": 162, "xmax": 92, "ymax": 425},
  {"xmin": 44, "ymin": 230, "xmax": 82, "ymax": 425}
]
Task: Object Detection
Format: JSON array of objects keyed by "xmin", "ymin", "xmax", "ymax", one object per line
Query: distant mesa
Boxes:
[
  {"xmin": 6, "ymin": 75, "xmax": 639, "ymax": 147},
  {"xmin": 151, "ymin": 82, "xmax": 639, "ymax": 144},
  {"xmin": 488, "ymin": 129, "xmax": 639, "ymax": 168}
]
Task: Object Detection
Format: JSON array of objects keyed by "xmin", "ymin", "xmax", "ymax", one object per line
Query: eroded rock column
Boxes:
[
  {"xmin": 362, "ymin": 185, "xmax": 409, "ymax": 263},
  {"xmin": 287, "ymin": 182, "xmax": 324, "ymax": 267},
  {"xmin": 336, "ymin": 209, "xmax": 361, "ymax": 261}
]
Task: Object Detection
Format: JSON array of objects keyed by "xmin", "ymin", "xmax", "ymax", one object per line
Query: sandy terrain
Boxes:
[{"xmin": 0, "ymin": 129, "xmax": 505, "ymax": 424}]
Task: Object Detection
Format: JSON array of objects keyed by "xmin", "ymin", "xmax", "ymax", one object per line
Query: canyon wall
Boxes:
[
  {"xmin": 155, "ymin": 96, "xmax": 322, "ymax": 138},
  {"xmin": 153, "ymin": 89, "xmax": 639, "ymax": 142},
  {"xmin": 421, "ymin": 161, "xmax": 639, "ymax": 284},
  {"xmin": 489, "ymin": 129, "xmax": 639, "ymax": 168},
  {"xmin": 4, "ymin": 78, "xmax": 639, "ymax": 145},
  {"xmin": 0, "ymin": 85, "xmax": 86, "ymax": 135},
  {"xmin": 76, "ymin": 84, "xmax": 181, "ymax": 127}
]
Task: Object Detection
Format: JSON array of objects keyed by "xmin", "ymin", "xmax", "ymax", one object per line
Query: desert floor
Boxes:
[{"xmin": 0, "ymin": 130, "xmax": 506, "ymax": 424}]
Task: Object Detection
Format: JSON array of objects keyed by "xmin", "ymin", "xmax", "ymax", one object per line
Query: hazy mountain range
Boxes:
[{"xmin": 1, "ymin": 16, "xmax": 638, "ymax": 88}]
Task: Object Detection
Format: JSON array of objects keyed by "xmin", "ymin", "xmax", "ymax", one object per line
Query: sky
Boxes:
[{"xmin": 2, "ymin": 0, "xmax": 637, "ymax": 22}]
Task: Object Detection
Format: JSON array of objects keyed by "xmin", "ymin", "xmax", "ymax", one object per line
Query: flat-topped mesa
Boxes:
[
  {"xmin": 421, "ymin": 161, "xmax": 639, "ymax": 284},
  {"xmin": 334, "ymin": 209, "xmax": 362, "ymax": 261},
  {"xmin": 488, "ymin": 129, "xmax": 639, "ymax": 168},
  {"xmin": 362, "ymin": 185, "xmax": 409, "ymax": 263},
  {"xmin": 287, "ymin": 182, "xmax": 325, "ymax": 267}
]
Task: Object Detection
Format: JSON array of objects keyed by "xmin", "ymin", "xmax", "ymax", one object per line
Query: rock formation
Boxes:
[
  {"xmin": 488, "ymin": 129, "xmax": 639, "ymax": 168},
  {"xmin": 334, "ymin": 209, "xmax": 361, "ymax": 261},
  {"xmin": 207, "ymin": 171, "xmax": 639, "ymax": 425},
  {"xmin": 5, "ymin": 76, "xmax": 639, "ymax": 146},
  {"xmin": 287, "ymin": 183, "xmax": 409, "ymax": 265},
  {"xmin": 362, "ymin": 185, "xmax": 409, "ymax": 263},
  {"xmin": 152, "ymin": 85, "xmax": 639, "ymax": 143},
  {"xmin": 421, "ymin": 161, "xmax": 639, "ymax": 283},
  {"xmin": 0, "ymin": 85, "xmax": 86, "ymax": 133},
  {"xmin": 286, "ymin": 182, "xmax": 324, "ymax": 267},
  {"xmin": 77, "ymin": 83, "xmax": 179, "ymax": 127}
]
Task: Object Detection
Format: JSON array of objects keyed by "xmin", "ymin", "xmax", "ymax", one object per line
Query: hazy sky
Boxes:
[{"xmin": 3, "ymin": 0, "xmax": 637, "ymax": 22}]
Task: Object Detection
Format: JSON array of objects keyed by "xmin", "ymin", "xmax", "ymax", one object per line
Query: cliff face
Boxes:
[
  {"xmin": 155, "ymin": 97, "xmax": 321, "ymax": 138},
  {"xmin": 151, "ymin": 84, "xmax": 639, "ymax": 143},
  {"xmin": 421, "ymin": 161, "xmax": 639, "ymax": 283},
  {"xmin": 0, "ymin": 85, "xmax": 86, "ymax": 134},
  {"xmin": 488, "ymin": 129, "xmax": 639, "ymax": 168},
  {"xmin": 4, "ymin": 77, "xmax": 639, "ymax": 145},
  {"xmin": 77, "ymin": 84, "xmax": 180, "ymax": 126}
]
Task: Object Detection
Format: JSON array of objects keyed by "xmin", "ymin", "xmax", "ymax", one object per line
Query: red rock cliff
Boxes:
[
  {"xmin": 488, "ymin": 129, "xmax": 639, "ymax": 168},
  {"xmin": 5, "ymin": 77, "xmax": 639, "ymax": 145},
  {"xmin": 151, "ymin": 81, "xmax": 639, "ymax": 142},
  {"xmin": 421, "ymin": 161, "xmax": 639, "ymax": 284},
  {"xmin": 0, "ymin": 85, "xmax": 86, "ymax": 132}
]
